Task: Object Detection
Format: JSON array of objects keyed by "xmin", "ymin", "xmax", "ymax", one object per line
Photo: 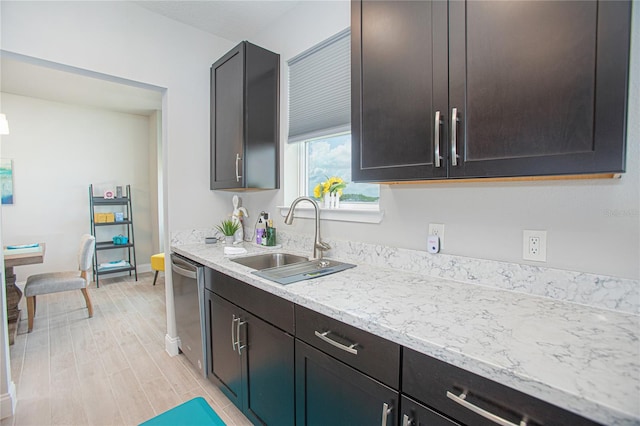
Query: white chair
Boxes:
[{"xmin": 24, "ymin": 234, "xmax": 95, "ymax": 332}]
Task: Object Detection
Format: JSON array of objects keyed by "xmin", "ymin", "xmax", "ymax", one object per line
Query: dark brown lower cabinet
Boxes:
[
  {"xmin": 200, "ymin": 267, "xmax": 602, "ymax": 425},
  {"xmin": 295, "ymin": 339, "xmax": 398, "ymax": 425},
  {"xmin": 205, "ymin": 290, "xmax": 294, "ymax": 425}
]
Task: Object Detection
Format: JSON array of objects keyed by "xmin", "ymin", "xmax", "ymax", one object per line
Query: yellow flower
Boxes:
[
  {"xmin": 327, "ymin": 176, "xmax": 346, "ymax": 194},
  {"xmin": 313, "ymin": 176, "xmax": 347, "ymax": 198}
]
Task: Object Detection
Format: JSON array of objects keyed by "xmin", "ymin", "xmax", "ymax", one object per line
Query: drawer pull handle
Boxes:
[
  {"xmin": 314, "ymin": 330, "xmax": 358, "ymax": 355},
  {"xmin": 381, "ymin": 402, "xmax": 392, "ymax": 426},
  {"xmin": 446, "ymin": 391, "xmax": 528, "ymax": 426}
]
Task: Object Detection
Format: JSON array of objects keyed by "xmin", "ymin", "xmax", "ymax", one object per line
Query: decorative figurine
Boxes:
[{"xmin": 231, "ymin": 195, "xmax": 249, "ymax": 244}]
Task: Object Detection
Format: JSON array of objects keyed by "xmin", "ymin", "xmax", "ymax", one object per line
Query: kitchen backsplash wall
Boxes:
[{"xmin": 172, "ymin": 228, "xmax": 639, "ymax": 315}]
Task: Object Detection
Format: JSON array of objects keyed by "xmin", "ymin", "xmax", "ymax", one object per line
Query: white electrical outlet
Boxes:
[
  {"xmin": 523, "ymin": 230, "xmax": 547, "ymax": 262},
  {"xmin": 428, "ymin": 223, "xmax": 445, "ymax": 249}
]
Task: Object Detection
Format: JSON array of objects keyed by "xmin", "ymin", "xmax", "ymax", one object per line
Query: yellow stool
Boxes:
[{"xmin": 151, "ymin": 253, "xmax": 165, "ymax": 286}]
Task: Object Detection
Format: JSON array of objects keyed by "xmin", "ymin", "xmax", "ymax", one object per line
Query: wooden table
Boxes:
[{"xmin": 4, "ymin": 243, "xmax": 45, "ymax": 345}]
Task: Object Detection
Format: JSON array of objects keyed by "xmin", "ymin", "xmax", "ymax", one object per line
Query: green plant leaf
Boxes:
[{"xmin": 215, "ymin": 219, "xmax": 241, "ymax": 236}]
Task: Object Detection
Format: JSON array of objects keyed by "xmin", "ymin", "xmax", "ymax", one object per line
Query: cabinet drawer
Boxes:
[
  {"xmin": 206, "ymin": 268, "xmax": 294, "ymax": 334},
  {"xmin": 403, "ymin": 348, "xmax": 600, "ymax": 426},
  {"xmin": 295, "ymin": 304, "xmax": 400, "ymax": 388},
  {"xmin": 400, "ymin": 395, "xmax": 460, "ymax": 426}
]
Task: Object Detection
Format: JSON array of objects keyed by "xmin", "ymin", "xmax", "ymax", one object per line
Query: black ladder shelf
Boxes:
[{"xmin": 89, "ymin": 184, "xmax": 138, "ymax": 287}]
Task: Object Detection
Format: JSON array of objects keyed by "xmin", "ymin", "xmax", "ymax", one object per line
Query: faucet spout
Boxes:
[{"xmin": 284, "ymin": 196, "xmax": 330, "ymax": 260}]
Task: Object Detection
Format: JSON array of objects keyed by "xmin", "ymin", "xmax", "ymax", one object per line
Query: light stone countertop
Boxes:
[{"xmin": 172, "ymin": 242, "xmax": 640, "ymax": 426}]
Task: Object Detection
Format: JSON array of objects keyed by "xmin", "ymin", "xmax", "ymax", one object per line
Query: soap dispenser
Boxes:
[{"xmin": 256, "ymin": 212, "xmax": 268, "ymax": 245}]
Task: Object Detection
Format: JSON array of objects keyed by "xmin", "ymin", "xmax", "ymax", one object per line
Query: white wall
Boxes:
[
  {"xmin": 0, "ymin": 1, "xmax": 236, "ymax": 236},
  {"xmin": 0, "ymin": 92, "xmax": 154, "ymax": 275},
  {"xmin": 246, "ymin": 1, "xmax": 640, "ymax": 280}
]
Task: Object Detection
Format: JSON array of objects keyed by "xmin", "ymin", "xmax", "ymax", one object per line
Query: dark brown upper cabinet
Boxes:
[
  {"xmin": 211, "ymin": 41, "xmax": 280, "ymax": 190},
  {"xmin": 351, "ymin": 0, "xmax": 631, "ymax": 182}
]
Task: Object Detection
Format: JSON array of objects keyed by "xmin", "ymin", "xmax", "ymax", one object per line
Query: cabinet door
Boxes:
[
  {"xmin": 244, "ymin": 42, "xmax": 280, "ymax": 190},
  {"xmin": 296, "ymin": 340, "xmax": 398, "ymax": 426},
  {"xmin": 448, "ymin": 0, "xmax": 630, "ymax": 178},
  {"xmin": 205, "ymin": 283, "xmax": 295, "ymax": 425},
  {"xmin": 207, "ymin": 292, "xmax": 243, "ymax": 406},
  {"xmin": 211, "ymin": 43, "xmax": 245, "ymax": 189},
  {"xmin": 242, "ymin": 311, "xmax": 295, "ymax": 426},
  {"xmin": 400, "ymin": 395, "xmax": 459, "ymax": 426},
  {"xmin": 352, "ymin": 0, "xmax": 448, "ymax": 182}
]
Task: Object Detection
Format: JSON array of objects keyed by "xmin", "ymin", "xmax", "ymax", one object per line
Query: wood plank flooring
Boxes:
[{"xmin": 2, "ymin": 272, "xmax": 251, "ymax": 426}]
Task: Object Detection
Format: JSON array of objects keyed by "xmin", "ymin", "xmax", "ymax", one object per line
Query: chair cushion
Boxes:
[
  {"xmin": 24, "ymin": 271, "xmax": 87, "ymax": 297},
  {"xmin": 151, "ymin": 253, "xmax": 165, "ymax": 272}
]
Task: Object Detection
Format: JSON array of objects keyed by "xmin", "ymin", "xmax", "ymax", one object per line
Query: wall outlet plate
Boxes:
[
  {"xmin": 428, "ymin": 223, "xmax": 445, "ymax": 249},
  {"xmin": 523, "ymin": 230, "xmax": 547, "ymax": 262}
]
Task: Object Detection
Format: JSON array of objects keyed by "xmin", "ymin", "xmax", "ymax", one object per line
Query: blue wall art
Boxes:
[{"xmin": 1, "ymin": 159, "xmax": 14, "ymax": 205}]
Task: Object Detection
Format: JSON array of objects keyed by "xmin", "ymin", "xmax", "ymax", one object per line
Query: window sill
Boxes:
[{"xmin": 277, "ymin": 204, "xmax": 384, "ymax": 224}]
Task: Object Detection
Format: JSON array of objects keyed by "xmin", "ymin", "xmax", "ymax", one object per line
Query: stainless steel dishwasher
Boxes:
[{"xmin": 171, "ymin": 253, "xmax": 206, "ymax": 377}]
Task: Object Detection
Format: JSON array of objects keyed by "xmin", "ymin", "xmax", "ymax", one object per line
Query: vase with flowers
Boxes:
[{"xmin": 313, "ymin": 176, "xmax": 347, "ymax": 209}]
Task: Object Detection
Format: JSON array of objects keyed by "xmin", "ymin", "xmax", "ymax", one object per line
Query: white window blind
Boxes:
[{"xmin": 288, "ymin": 28, "xmax": 351, "ymax": 143}]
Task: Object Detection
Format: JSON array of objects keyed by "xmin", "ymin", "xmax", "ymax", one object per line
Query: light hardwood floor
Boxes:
[{"xmin": 2, "ymin": 272, "xmax": 251, "ymax": 426}]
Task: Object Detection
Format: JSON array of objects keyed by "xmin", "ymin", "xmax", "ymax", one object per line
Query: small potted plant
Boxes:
[{"xmin": 216, "ymin": 219, "xmax": 241, "ymax": 244}]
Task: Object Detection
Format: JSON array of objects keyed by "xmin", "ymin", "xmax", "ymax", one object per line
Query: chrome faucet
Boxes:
[{"xmin": 284, "ymin": 196, "xmax": 330, "ymax": 260}]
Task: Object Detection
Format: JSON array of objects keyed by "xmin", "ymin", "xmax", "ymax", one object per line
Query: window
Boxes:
[
  {"xmin": 301, "ymin": 133, "xmax": 379, "ymax": 204},
  {"xmin": 288, "ymin": 28, "xmax": 380, "ymax": 215}
]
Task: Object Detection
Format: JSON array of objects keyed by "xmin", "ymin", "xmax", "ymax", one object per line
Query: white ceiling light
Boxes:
[{"xmin": 0, "ymin": 114, "xmax": 9, "ymax": 135}]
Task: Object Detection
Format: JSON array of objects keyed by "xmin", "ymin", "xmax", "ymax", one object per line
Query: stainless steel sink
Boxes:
[
  {"xmin": 231, "ymin": 252, "xmax": 309, "ymax": 270},
  {"xmin": 253, "ymin": 259, "xmax": 356, "ymax": 285},
  {"xmin": 231, "ymin": 252, "xmax": 356, "ymax": 285}
]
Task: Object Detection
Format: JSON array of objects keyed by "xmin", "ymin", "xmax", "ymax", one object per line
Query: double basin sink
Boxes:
[{"xmin": 231, "ymin": 252, "xmax": 356, "ymax": 285}]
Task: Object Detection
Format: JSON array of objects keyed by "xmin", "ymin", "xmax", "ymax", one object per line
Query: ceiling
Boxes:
[
  {"xmin": 134, "ymin": 1, "xmax": 301, "ymax": 41},
  {"xmin": 1, "ymin": 54, "xmax": 164, "ymax": 116},
  {"xmin": 1, "ymin": 1, "xmax": 301, "ymax": 115}
]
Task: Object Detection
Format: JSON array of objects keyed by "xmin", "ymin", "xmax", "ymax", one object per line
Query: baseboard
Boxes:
[
  {"xmin": 138, "ymin": 263, "xmax": 152, "ymax": 273},
  {"xmin": 165, "ymin": 333, "xmax": 180, "ymax": 356},
  {"xmin": 0, "ymin": 381, "xmax": 17, "ymax": 420}
]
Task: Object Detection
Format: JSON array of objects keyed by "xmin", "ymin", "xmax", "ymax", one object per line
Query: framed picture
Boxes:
[{"xmin": 1, "ymin": 159, "xmax": 14, "ymax": 205}]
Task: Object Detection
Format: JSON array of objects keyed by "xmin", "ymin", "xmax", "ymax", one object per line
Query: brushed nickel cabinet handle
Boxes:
[
  {"xmin": 402, "ymin": 413, "xmax": 412, "ymax": 426},
  {"xmin": 434, "ymin": 110, "xmax": 442, "ymax": 168},
  {"xmin": 231, "ymin": 315, "xmax": 239, "ymax": 351},
  {"xmin": 451, "ymin": 107, "xmax": 459, "ymax": 166},
  {"xmin": 236, "ymin": 319, "xmax": 247, "ymax": 355},
  {"xmin": 381, "ymin": 402, "xmax": 392, "ymax": 426},
  {"xmin": 235, "ymin": 153, "xmax": 242, "ymax": 182},
  {"xmin": 446, "ymin": 391, "xmax": 528, "ymax": 426},
  {"xmin": 314, "ymin": 330, "xmax": 358, "ymax": 355}
]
